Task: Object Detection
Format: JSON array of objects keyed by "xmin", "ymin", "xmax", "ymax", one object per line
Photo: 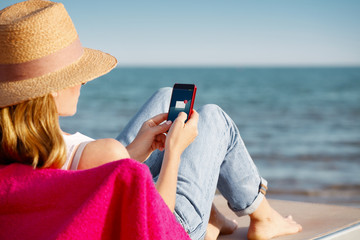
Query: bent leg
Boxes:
[
  {"xmin": 173, "ymin": 104, "xmax": 265, "ymax": 239},
  {"xmin": 173, "ymin": 104, "xmax": 301, "ymax": 240}
]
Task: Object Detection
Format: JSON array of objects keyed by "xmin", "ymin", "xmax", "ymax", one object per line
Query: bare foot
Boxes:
[
  {"xmin": 205, "ymin": 203, "xmax": 238, "ymax": 240},
  {"xmin": 247, "ymin": 198, "xmax": 302, "ymax": 240}
]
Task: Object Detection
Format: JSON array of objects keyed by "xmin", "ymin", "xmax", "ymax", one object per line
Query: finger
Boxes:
[
  {"xmin": 156, "ymin": 133, "xmax": 166, "ymax": 142},
  {"xmin": 157, "ymin": 140, "xmax": 165, "ymax": 151},
  {"xmin": 154, "ymin": 141, "xmax": 164, "ymax": 151},
  {"xmin": 155, "ymin": 134, "xmax": 166, "ymax": 150},
  {"xmin": 148, "ymin": 113, "xmax": 168, "ymax": 125},
  {"xmin": 188, "ymin": 110, "xmax": 199, "ymax": 122},
  {"xmin": 167, "ymin": 113, "xmax": 185, "ymax": 135},
  {"xmin": 185, "ymin": 110, "xmax": 199, "ymax": 127},
  {"xmin": 175, "ymin": 112, "xmax": 188, "ymax": 123},
  {"xmin": 152, "ymin": 120, "xmax": 172, "ymax": 135}
]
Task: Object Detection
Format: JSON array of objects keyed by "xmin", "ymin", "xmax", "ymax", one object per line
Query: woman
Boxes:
[{"xmin": 0, "ymin": 1, "xmax": 301, "ymax": 239}]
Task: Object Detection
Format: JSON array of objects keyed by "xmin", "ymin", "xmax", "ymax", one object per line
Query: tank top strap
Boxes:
[
  {"xmin": 69, "ymin": 141, "xmax": 92, "ymax": 170},
  {"xmin": 62, "ymin": 132, "xmax": 94, "ymax": 170}
]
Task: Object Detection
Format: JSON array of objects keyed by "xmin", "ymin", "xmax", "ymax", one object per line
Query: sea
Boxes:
[{"xmin": 60, "ymin": 67, "xmax": 360, "ymax": 207}]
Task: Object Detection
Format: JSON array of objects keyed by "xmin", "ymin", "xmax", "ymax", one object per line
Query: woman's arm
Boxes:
[
  {"xmin": 75, "ymin": 113, "xmax": 171, "ymax": 170},
  {"xmin": 76, "ymin": 111, "xmax": 198, "ymax": 212},
  {"xmin": 77, "ymin": 138, "xmax": 130, "ymax": 170},
  {"xmin": 126, "ymin": 113, "xmax": 171, "ymax": 163},
  {"xmin": 156, "ymin": 111, "xmax": 199, "ymax": 212}
]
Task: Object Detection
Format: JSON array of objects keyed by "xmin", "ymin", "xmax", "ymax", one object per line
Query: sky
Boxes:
[{"xmin": 1, "ymin": 0, "xmax": 360, "ymax": 66}]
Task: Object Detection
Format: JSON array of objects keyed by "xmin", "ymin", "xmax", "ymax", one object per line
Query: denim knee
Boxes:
[
  {"xmin": 197, "ymin": 104, "xmax": 224, "ymax": 119},
  {"xmin": 197, "ymin": 104, "xmax": 234, "ymax": 133},
  {"xmin": 155, "ymin": 87, "xmax": 172, "ymax": 98},
  {"xmin": 198, "ymin": 103, "xmax": 221, "ymax": 112}
]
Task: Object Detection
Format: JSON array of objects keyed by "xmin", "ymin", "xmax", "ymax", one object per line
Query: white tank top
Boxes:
[{"xmin": 62, "ymin": 132, "xmax": 94, "ymax": 170}]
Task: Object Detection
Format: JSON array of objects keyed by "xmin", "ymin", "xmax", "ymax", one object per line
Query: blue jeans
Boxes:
[{"xmin": 116, "ymin": 88, "xmax": 267, "ymax": 240}]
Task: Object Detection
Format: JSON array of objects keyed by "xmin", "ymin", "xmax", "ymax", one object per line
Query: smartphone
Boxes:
[{"xmin": 167, "ymin": 83, "xmax": 197, "ymax": 122}]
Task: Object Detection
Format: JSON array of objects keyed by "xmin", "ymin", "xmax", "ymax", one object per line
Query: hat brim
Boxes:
[{"xmin": 0, "ymin": 48, "xmax": 117, "ymax": 108}]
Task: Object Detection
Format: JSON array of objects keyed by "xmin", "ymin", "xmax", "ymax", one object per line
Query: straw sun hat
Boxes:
[{"xmin": 0, "ymin": 0, "xmax": 117, "ymax": 108}]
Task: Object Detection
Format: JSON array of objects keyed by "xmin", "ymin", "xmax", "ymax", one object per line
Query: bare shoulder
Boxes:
[{"xmin": 77, "ymin": 138, "xmax": 130, "ymax": 170}]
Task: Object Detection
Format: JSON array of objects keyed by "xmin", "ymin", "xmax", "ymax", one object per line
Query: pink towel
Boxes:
[{"xmin": 0, "ymin": 159, "xmax": 190, "ymax": 240}]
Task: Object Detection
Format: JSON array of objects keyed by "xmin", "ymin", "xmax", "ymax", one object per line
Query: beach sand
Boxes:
[{"xmin": 214, "ymin": 195, "xmax": 360, "ymax": 240}]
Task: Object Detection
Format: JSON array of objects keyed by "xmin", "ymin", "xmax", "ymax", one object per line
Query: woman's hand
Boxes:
[
  {"xmin": 165, "ymin": 110, "xmax": 199, "ymax": 157},
  {"xmin": 126, "ymin": 113, "xmax": 172, "ymax": 162}
]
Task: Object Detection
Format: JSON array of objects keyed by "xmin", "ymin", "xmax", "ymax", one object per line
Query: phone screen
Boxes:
[{"xmin": 167, "ymin": 84, "xmax": 196, "ymax": 122}]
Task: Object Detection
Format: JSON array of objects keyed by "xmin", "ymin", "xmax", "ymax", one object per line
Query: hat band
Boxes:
[{"xmin": 0, "ymin": 38, "xmax": 83, "ymax": 83}]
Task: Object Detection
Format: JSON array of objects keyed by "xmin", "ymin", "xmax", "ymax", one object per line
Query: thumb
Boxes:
[{"xmin": 152, "ymin": 120, "xmax": 172, "ymax": 134}]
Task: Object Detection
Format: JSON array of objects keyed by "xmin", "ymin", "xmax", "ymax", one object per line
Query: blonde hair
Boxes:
[{"xmin": 0, "ymin": 94, "xmax": 66, "ymax": 169}]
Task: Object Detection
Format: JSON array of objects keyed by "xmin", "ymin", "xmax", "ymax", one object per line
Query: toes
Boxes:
[
  {"xmin": 285, "ymin": 215, "xmax": 298, "ymax": 224},
  {"xmin": 284, "ymin": 216, "xmax": 302, "ymax": 233},
  {"xmin": 297, "ymin": 223, "xmax": 303, "ymax": 232}
]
